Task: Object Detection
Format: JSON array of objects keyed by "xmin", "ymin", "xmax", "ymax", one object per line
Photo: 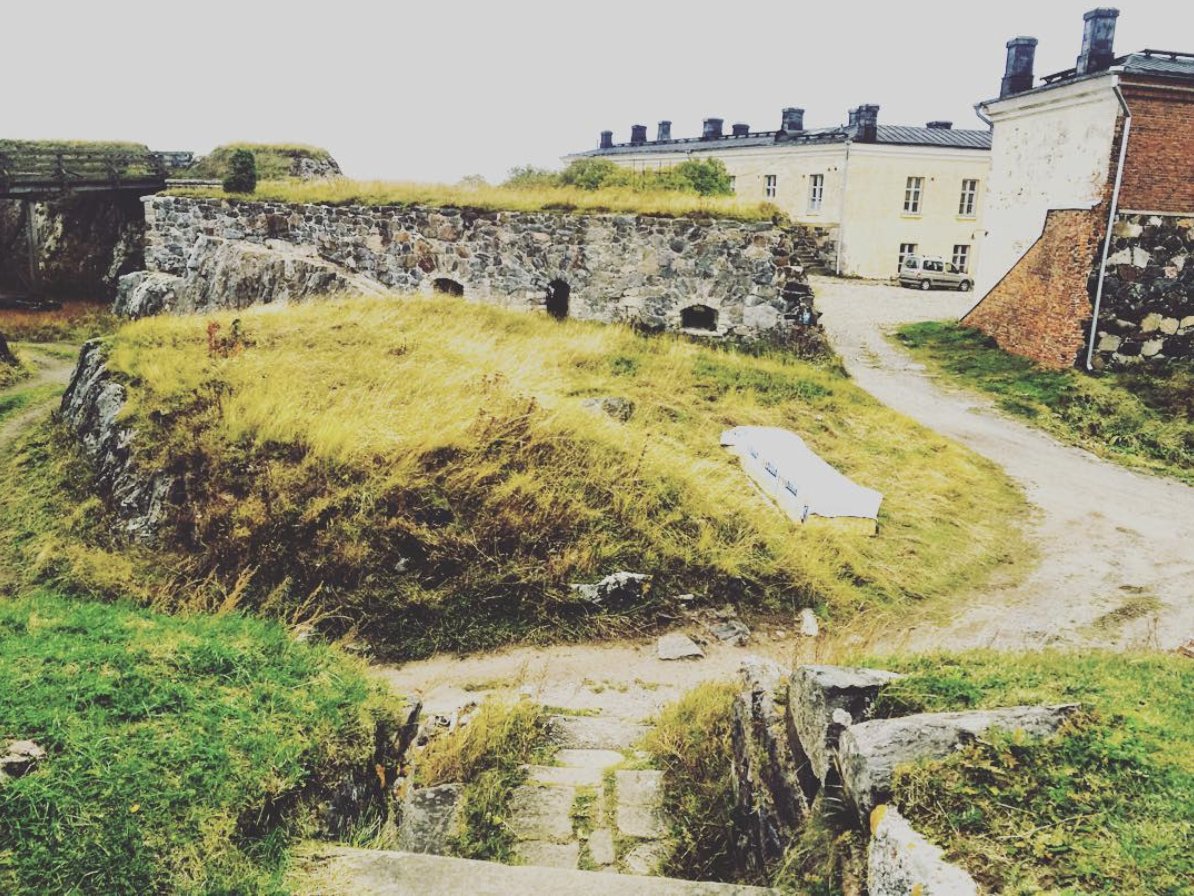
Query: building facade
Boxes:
[
  {"xmin": 965, "ymin": 8, "xmax": 1194, "ymax": 369},
  {"xmin": 564, "ymin": 107, "xmax": 991, "ymax": 280}
]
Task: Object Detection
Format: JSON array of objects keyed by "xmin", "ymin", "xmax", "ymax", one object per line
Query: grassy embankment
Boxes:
[
  {"xmin": 0, "ymin": 296, "xmax": 1026, "ymax": 659},
  {"xmin": 167, "ymin": 178, "xmax": 783, "ymax": 222},
  {"xmin": 0, "ymin": 592, "xmax": 404, "ymax": 896},
  {"xmin": 0, "ymin": 301, "xmax": 118, "ymax": 345},
  {"xmin": 180, "ymin": 143, "xmax": 337, "ymax": 181},
  {"xmin": 647, "ymin": 653, "xmax": 1192, "ymax": 896},
  {"xmin": 896, "ymin": 321, "xmax": 1194, "ymax": 484}
]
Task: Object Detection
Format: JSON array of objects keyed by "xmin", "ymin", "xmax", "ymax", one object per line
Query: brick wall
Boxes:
[
  {"xmin": 1119, "ymin": 78, "xmax": 1194, "ymax": 213},
  {"xmin": 962, "ymin": 208, "xmax": 1103, "ymax": 369}
]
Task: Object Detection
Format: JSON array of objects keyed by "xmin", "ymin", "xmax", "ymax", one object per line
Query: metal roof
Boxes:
[
  {"xmin": 1038, "ymin": 50, "xmax": 1194, "ymax": 87},
  {"xmin": 569, "ymin": 123, "xmax": 990, "ymax": 158}
]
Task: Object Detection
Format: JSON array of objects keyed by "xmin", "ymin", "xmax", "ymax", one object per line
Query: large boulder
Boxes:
[
  {"xmin": 838, "ymin": 704, "xmax": 1081, "ymax": 823},
  {"xmin": 114, "ymin": 270, "xmax": 182, "ymax": 318},
  {"xmin": 786, "ymin": 665, "xmax": 902, "ymax": 796},
  {"xmin": 396, "ymin": 784, "xmax": 465, "ymax": 855}
]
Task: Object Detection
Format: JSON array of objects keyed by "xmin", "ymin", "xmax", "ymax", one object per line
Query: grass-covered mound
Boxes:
[
  {"xmin": 876, "ymin": 651, "xmax": 1193, "ymax": 896},
  {"xmin": 182, "ymin": 143, "xmax": 338, "ymax": 181},
  {"xmin": 168, "ymin": 178, "xmax": 782, "ymax": 222},
  {"xmin": 18, "ymin": 297, "xmax": 1023, "ymax": 658},
  {"xmin": 896, "ymin": 321, "xmax": 1194, "ymax": 484},
  {"xmin": 0, "ymin": 592, "xmax": 403, "ymax": 895}
]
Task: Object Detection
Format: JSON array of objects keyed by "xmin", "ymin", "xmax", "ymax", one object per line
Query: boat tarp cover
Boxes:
[{"xmin": 721, "ymin": 426, "xmax": 883, "ymax": 523}]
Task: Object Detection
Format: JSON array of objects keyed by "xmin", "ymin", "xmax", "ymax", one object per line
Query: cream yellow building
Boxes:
[{"xmin": 564, "ymin": 106, "xmax": 991, "ymax": 280}]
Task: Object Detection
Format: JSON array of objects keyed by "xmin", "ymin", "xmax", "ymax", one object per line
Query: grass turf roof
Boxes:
[
  {"xmin": 165, "ymin": 178, "xmax": 785, "ymax": 221},
  {"xmin": 43, "ymin": 294, "xmax": 1029, "ymax": 659}
]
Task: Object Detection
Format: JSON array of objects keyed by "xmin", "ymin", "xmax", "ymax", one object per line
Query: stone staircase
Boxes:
[
  {"xmin": 507, "ymin": 714, "xmax": 669, "ymax": 874},
  {"xmin": 294, "ymin": 848, "xmax": 777, "ymax": 895}
]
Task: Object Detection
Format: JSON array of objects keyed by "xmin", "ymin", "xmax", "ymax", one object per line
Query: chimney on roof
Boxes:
[
  {"xmin": 657, "ymin": 120, "xmax": 672, "ymax": 141},
  {"xmin": 599, "ymin": 130, "xmax": 613, "ymax": 150},
  {"xmin": 849, "ymin": 105, "xmax": 879, "ymax": 142},
  {"xmin": 781, "ymin": 107, "xmax": 806, "ymax": 132},
  {"xmin": 1001, "ymin": 36, "xmax": 1039, "ymax": 97},
  {"xmin": 732, "ymin": 123, "xmax": 750, "ymax": 137},
  {"xmin": 702, "ymin": 118, "xmax": 724, "ymax": 140},
  {"xmin": 1076, "ymin": 7, "xmax": 1119, "ymax": 75},
  {"xmin": 927, "ymin": 121, "xmax": 953, "ymax": 129},
  {"xmin": 630, "ymin": 124, "xmax": 647, "ymax": 146}
]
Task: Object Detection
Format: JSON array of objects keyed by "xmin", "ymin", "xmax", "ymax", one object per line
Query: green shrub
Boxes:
[
  {"xmin": 671, "ymin": 159, "xmax": 733, "ymax": 196},
  {"xmin": 503, "ymin": 165, "xmax": 561, "ymax": 189},
  {"xmin": 223, "ymin": 148, "xmax": 258, "ymax": 194}
]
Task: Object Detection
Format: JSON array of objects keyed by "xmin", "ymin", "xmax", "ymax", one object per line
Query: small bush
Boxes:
[
  {"xmin": 223, "ymin": 148, "xmax": 258, "ymax": 194},
  {"xmin": 643, "ymin": 681, "xmax": 741, "ymax": 881}
]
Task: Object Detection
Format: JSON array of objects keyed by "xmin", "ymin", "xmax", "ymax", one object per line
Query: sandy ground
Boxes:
[
  {"xmin": 811, "ymin": 275, "xmax": 1194, "ymax": 654},
  {"xmin": 381, "ymin": 277, "xmax": 1193, "ymax": 720}
]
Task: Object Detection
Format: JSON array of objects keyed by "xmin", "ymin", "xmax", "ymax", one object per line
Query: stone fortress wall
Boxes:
[{"xmin": 119, "ymin": 196, "xmax": 822, "ymax": 339}]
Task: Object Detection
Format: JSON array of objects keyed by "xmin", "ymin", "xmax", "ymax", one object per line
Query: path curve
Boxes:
[
  {"xmin": 0, "ymin": 343, "xmax": 77, "ymax": 448},
  {"xmin": 811, "ymin": 275, "xmax": 1194, "ymax": 652}
]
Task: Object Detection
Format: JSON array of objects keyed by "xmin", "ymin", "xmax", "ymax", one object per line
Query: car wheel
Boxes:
[
  {"xmin": 920, "ymin": 280, "xmax": 932, "ymax": 291},
  {"xmin": 959, "ymin": 280, "xmax": 972, "ymax": 292}
]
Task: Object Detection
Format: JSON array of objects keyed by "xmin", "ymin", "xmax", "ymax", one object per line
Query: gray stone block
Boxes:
[
  {"xmin": 787, "ymin": 664, "xmax": 903, "ymax": 787},
  {"xmin": 517, "ymin": 839, "xmax": 581, "ymax": 869},
  {"xmin": 615, "ymin": 770, "xmax": 665, "ymax": 839},
  {"xmin": 587, "ymin": 828, "xmax": 616, "ymax": 867},
  {"xmin": 838, "ymin": 704, "xmax": 1081, "ymax": 822},
  {"xmin": 868, "ymin": 806, "xmax": 978, "ymax": 896},
  {"xmin": 508, "ymin": 784, "xmax": 577, "ymax": 842},
  {"xmin": 396, "ymin": 784, "xmax": 464, "ymax": 855},
  {"xmin": 549, "ymin": 716, "xmax": 648, "ymax": 751}
]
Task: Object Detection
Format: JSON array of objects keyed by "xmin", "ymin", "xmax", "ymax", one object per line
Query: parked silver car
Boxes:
[{"xmin": 899, "ymin": 255, "xmax": 973, "ymax": 291}]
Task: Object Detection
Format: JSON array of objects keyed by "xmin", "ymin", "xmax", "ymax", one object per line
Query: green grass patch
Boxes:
[
  {"xmin": 416, "ymin": 698, "xmax": 548, "ymax": 861},
  {"xmin": 167, "ymin": 179, "xmax": 783, "ymax": 222},
  {"xmin": 0, "ymin": 383, "xmax": 62, "ymax": 426},
  {"xmin": 642, "ymin": 681, "xmax": 742, "ymax": 882},
  {"xmin": 873, "ymin": 651, "xmax": 1193, "ymax": 896},
  {"xmin": 0, "ymin": 591, "xmax": 404, "ymax": 895},
  {"xmin": 895, "ymin": 321, "xmax": 1194, "ymax": 483},
  {"xmin": 0, "ymin": 297, "xmax": 1026, "ymax": 659}
]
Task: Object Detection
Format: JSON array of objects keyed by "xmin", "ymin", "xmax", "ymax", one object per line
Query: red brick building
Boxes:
[{"xmin": 965, "ymin": 9, "xmax": 1194, "ymax": 369}]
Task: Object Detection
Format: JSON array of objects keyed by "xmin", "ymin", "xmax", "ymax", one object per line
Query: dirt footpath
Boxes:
[{"xmin": 811, "ymin": 275, "xmax": 1194, "ymax": 652}]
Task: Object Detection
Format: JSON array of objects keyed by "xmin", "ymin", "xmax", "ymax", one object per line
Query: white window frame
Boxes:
[
  {"xmin": 728, "ymin": 175, "xmax": 736, "ymax": 193},
  {"xmin": 952, "ymin": 243, "xmax": 971, "ymax": 273},
  {"xmin": 764, "ymin": 174, "xmax": 777, "ymax": 198},
  {"xmin": 898, "ymin": 242, "xmax": 918, "ymax": 270},
  {"xmin": 903, "ymin": 176, "xmax": 924, "ymax": 214},
  {"xmin": 808, "ymin": 174, "xmax": 824, "ymax": 212},
  {"xmin": 958, "ymin": 179, "xmax": 978, "ymax": 217}
]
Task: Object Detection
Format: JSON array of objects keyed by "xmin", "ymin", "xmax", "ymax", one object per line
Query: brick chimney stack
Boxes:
[
  {"xmin": 781, "ymin": 107, "xmax": 805, "ymax": 132},
  {"xmin": 1001, "ymin": 37, "xmax": 1039, "ymax": 97},
  {"xmin": 630, "ymin": 124, "xmax": 647, "ymax": 146},
  {"xmin": 702, "ymin": 118, "xmax": 724, "ymax": 140},
  {"xmin": 1076, "ymin": 7, "xmax": 1120, "ymax": 75},
  {"xmin": 657, "ymin": 120, "xmax": 671, "ymax": 142},
  {"xmin": 599, "ymin": 130, "xmax": 613, "ymax": 150}
]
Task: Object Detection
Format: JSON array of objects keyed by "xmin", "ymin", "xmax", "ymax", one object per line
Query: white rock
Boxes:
[
  {"xmin": 799, "ymin": 608, "xmax": 820, "ymax": 637},
  {"xmin": 657, "ymin": 633, "xmax": 704, "ymax": 661}
]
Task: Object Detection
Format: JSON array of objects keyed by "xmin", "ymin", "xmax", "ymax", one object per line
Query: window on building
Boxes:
[
  {"xmin": 898, "ymin": 243, "xmax": 918, "ymax": 270},
  {"xmin": 903, "ymin": 177, "xmax": 924, "ymax": 214},
  {"xmin": 765, "ymin": 174, "xmax": 777, "ymax": 198},
  {"xmin": 952, "ymin": 244, "xmax": 971, "ymax": 273},
  {"xmin": 808, "ymin": 174, "xmax": 824, "ymax": 212},
  {"xmin": 728, "ymin": 175, "xmax": 736, "ymax": 193},
  {"xmin": 958, "ymin": 179, "xmax": 978, "ymax": 217}
]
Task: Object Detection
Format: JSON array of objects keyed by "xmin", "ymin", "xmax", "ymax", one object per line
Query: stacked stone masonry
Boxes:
[
  {"xmin": 1093, "ymin": 213, "xmax": 1194, "ymax": 367},
  {"xmin": 130, "ymin": 196, "xmax": 820, "ymax": 339}
]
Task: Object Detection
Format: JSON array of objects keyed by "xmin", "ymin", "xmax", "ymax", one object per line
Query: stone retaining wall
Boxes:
[
  {"xmin": 1091, "ymin": 212, "xmax": 1194, "ymax": 368},
  {"xmin": 129, "ymin": 196, "xmax": 819, "ymax": 339}
]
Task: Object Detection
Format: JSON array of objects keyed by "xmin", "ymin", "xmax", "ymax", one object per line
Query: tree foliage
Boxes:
[
  {"xmin": 223, "ymin": 148, "xmax": 258, "ymax": 194},
  {"xmin": 503, "ymin": 157, "xmax": 734, "ymax": 197}
]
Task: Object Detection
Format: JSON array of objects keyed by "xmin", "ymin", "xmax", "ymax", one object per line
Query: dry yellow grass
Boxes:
[
  {"xmin": 64, "ymin": 295, "xmax": 1026, "ymax": 657},
  {"xmin": 167, "ymin": 178, "xmax": 782, "ymax": 221}
]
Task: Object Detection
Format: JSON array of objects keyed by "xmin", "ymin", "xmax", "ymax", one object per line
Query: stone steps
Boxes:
[{"xmin": 295, "ymin": 847, "xmax": 779, "ymax": 896}]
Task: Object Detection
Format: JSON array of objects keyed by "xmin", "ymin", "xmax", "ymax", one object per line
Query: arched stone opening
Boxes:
[
  {"xmin": 681, "ymin": 304, "xmax": 718, "ymax": 331},
  {"xmin": 545, "ymin": 279, "xmax": 570, "ymax": 320},
  {"xmin": 432, "ymin": 277, "xmax": 464, "ymax": 297}
]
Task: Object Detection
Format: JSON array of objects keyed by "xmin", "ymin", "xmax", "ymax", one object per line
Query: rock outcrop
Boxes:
[
  {"xmin": 58, "ymin": 340, "xmax": 176, "ymax": 543},
  {"xmin": 867, "ymin": 806, "xmax": 978, "ymax": 896}
]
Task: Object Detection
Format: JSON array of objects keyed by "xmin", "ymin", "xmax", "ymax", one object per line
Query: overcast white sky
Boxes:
[{"xmin": 4, "ymin": 1, "xmax": 1189, "ymax": 182}]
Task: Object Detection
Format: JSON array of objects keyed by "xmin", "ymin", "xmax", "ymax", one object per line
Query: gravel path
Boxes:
[
  {"xmin": 0, "ymin": 344, "xmax": 77, "ymax": 448},
  {"xmin": 811, "ymin": 275, "xmax": 1194, "ymax": 652}
]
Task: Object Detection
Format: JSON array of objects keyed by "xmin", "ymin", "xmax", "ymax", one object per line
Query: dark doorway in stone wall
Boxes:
[
  {"xmin": 681, "ymin": 304, "xmax": 718, "ymax": 331},
  {"xmin": 545, "ymin": 279, "xmax": 570, "ymax": 320},
  {"xmin": 433, "ymin": 277, "xmax": 465, "ymax": 297}
]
